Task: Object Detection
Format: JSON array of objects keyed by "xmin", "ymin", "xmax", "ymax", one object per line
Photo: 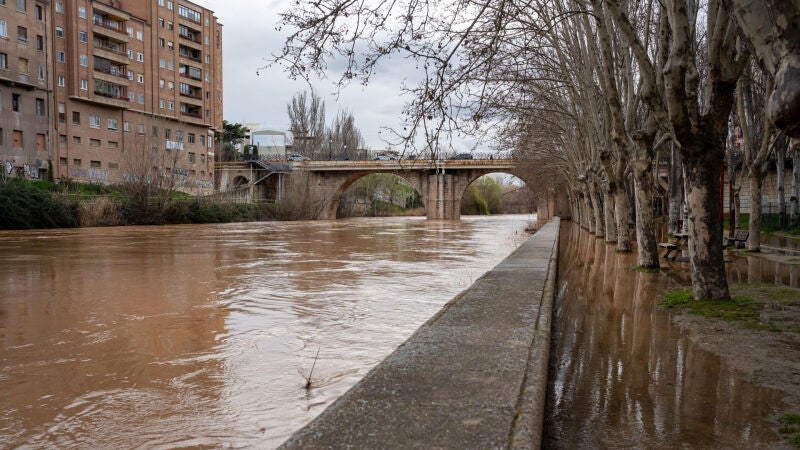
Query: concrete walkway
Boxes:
[{"xmin": 280, "ymin": 218, "xmax": 561, "ymax": 449}]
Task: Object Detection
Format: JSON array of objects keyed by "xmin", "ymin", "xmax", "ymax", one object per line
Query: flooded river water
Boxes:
[
  {"xmin": 0, "ymin": 215, "xmax": 531, "ymax": 448},
  {"xmin": 545, "ymin": 222, "xmax": 789, "ymax": 448}
]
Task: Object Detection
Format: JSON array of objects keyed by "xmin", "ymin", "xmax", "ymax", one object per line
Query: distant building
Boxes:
[{"xmin": 1, "ymin": 0, "xmax": 223, "ymax": 192}]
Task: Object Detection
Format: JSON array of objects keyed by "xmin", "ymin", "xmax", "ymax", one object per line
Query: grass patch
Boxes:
[
  {"xmin": 660, "ymin": 285, "xmax": 800, "ymax": 332},
  {"xmin": 781, "ymin": 414, "xmax": 800, "ymax": 426}
]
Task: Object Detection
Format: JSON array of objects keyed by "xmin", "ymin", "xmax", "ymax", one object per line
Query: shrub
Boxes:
[{"xmin": 0, "ymin": 179, "xmax": 78, "ymax": 229}]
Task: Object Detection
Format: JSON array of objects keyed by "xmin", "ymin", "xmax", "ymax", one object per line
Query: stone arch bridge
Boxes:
[{"xmin": 214, "ymin": 159, "xmax": 535, "ymax": 220}]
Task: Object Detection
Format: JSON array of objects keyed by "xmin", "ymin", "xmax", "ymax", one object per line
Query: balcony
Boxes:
[
  {"xmin": 180, "ymin": 103, "xmax": 203, "ymax": 122},
  {"xmin": 92, "ymin": 78, "xmax": 129, "ymax": 108},
  {"xmin": 179, "ymin": 83, "xmax": 203, "ymax": 100},
  {"xmin": 178, "ymin": 24, "xmax": 202, "ymax": 46},
  {"xmin": 92, "ymin": 16, "xmax": 129, "ymax": 42},
  {"xmin": 94, "ymin": 68, "xmax": 131, "ymax": 85},
  {"xmin": 93, "ymin": 39, "xmax": 128, "ymax": 64},
  {"xmin": 178, "ymin": 45, "xmax": 202, "ymax": 62}
]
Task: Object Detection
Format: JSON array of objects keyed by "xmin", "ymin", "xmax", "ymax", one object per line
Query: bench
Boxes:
[
  {"xmin": 659, "ymin": 233, "xmax": 688, "ymax": 260},
  {"xmin": 725, "ymin": 229, "xmax": 749, "ymax": 249}
]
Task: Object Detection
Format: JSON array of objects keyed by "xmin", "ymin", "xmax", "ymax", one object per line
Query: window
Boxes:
[
  {"xmin": 18, "ymin": 57, "xmax": 29, "ymax": 73},
  {"xmin": 58, "ymin": 103, "xmax": 65, "ymax": 123},
  {"xmin": 13, "ymin": 130, "xmax": 23, "ymax": 148},
  {"xmin": 107, "ymin": 118, "xmax": 118, "ymax": 130},
  {"xmin": 159, "ymin": 58, "xmax": 165, "ymax": 68},
  {"xmin": 0, "ymin": 20, "xmax": 6, "ymax": 39},
  {"xmin": 109, "ymin": 162, "xmax": 119, "ymax": 169},
  {"xmin": 200, "ymin": 154, "xmax": 205, "ymax": 163},
  {"xmin": 56, "ymin": 51, "xmax": 65, "ymax": 63},
  {"xmin": 55, "ymin": 26, "xmax": 64, "ymax": 38},
  {"xmin": 59, "ymin": 134, "xmax": 67, "ymax": 144},
  {"xmin": 35, "ymin": 98, "xmax": 44, "ymax": 116},
  {"xmin": 158, "ymin": 0, "xmax": 164, "ymax": 6},
  {"xmin": 60, "ymin": 157, "xmax": 68, "ymax": 165},
  {"xmin": 80, "ymin": 79, "xmax": 88, "ymax": 90},
  {"xmin": 0, "ymin": 129, "xmax": 4, "ymax": 146},
  {"xmin": 72, "ymin": 136, "xmax": 81, "ymax": 144},
  {"xmin": 73, "ymin": 158, "xmax": 81, "ymax": 166},
  {"xmin": 12, "ymin": 93, "xmax": 20, "ymax": 112},
  {"xmin": 108, "ymin": 141, "xmax": 118, "ymax": 149},
  {"xmin": 158, "ymin": 18, "xmax": 164, "ymax": 27},
  {"xmin": 16, "ymin": 0, "xmax": 25, "ymax": 12},
  {"xmin": 168, "ymin": 101, "xmax": 174, "ymax": 110},
  {"xmin": 89, "ymin": 115, "xmax": 100, "ymax": 128},
  {"xmin": 0, "ymin": 53, "xmax": 7, "ymax": 69},
  {"xmin": 58, "ymin": 75, "xmax": 65, "ymax": 87},
  {"xmin": 178, "ymin": 5, "xmax": 202, "ymax": 23},
  {"xmin": 138, "ymin": 93, "xmax": 144, "ymax": 104},
  {"xmin": 127, "ymin": 49, "xmax": 133, "ymax": 59},
  {"xmin": 205, "ymin": 17, "xmax": 209, "ymax": 26},
  {"xmin": 188, "ymin": 133, "xmax": 195, "ymax": 144},
  {"xmin": 128, "ymin": 92, "xmax": 134, "ymax": 102},
  {"xmin": 188, "ymin": 152, "xmax": 195, "ymax": 163},
  {"xmin": 123, "ymin": 121, "xmax": 130, "ymax": 132},
  {"xmin": 127, "ymin": 70, "xmax": 133, "ymax": 80},
  {"xmin": 72, "ymin": 111, "xmax": 80, "ymax": 124},
  {"xmin": 90, "ymin": 139, "xmax": 100, "ymax": 147},
  {"xmin": 159, "ymin": 98, "xmax": 165, "ymax": 108},
  {"xmin": 79, "ymin": 31, "xmax": 87, "ymax": 42},
  {"xmin": 208, "ymin": 136, "xmax": 213, "ymax": 148},
  {"xmin": 126, "ymin": 26, "xmax": 133, "ymax": 37},
  {"xmin": 90, "ymin": 160, "xmax": 101, "ymax": 168},
  {"xmin": 18, "ymin": 26, "xmax": 27, "ymax": 43},
  {"xmin": 55, "ymin": 2, "xmax": 63, "ymax": 13},
  {"xmin": 167, "ymin": 21, "xmax": 173, "ymax": 30},
  {"xmin": 168, "ymin": 81, "xmax": 173, "ymax": 91},
  {"xmin": 36, "ymin": 35, "xmax": 43, "ymax": 50},
  {"xmin": 205, "ymin": 35, "xmax": 210, "ymax": 45},
  {"xmin": 35, "ymin": 5, "xmax": 42, "ymax": 19},
  {"xmin": 137, "ymin": 74, "xmax": 144, "ymax": 83},
  {"xmin": 175, "ymin": 130, "xmax": 183, "ymax": 142},
  {"xmin": 136, "ymin": 30, "xmax": 143, "ymax": 41},
  {"xmin": 167, "ymin": 60, "xmax": 173, "ymax": 70},
  {"xmin": 137, "ymin": 52, "xmax": 144, "ymax": 62},
  {"xmin": 78, "ymin": 6, "xmax": 86, "ymax": 18},
  {"xmin": 205, "ymin": 55, "xmax": 210, "ymax": 64},
  {"xmin": 167, "ymin": 1, "xmax": 173, "ymax": 10},
  {"xmin": 137, "ymin": 124, "xmax": 145, "ymax": 135},
  {"xmin": 165, "ymin": 128, "xmax": 171, "ymax": 139},
  {"xmin": 159, "ymin": 38, "xmax": 165, "ymax": 47},
  {"xmin": 153, "ymin": 126, "xmax": 158, "ymax": 137},
  {"xmin": 159, "ymin": 79, "xmax": 165, "ymax": 88},
  {"xmin": 36, "ymin": 133, "xmax": 44, "ymax": 151},
  {"xmin": 79, "ymin": 54, "xmax": 88, "ymax": 66}
]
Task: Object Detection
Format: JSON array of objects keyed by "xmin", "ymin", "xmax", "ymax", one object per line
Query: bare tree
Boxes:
[{"xmin": 287, "ymin": 90, "xmax": 326, "ymax": 159}]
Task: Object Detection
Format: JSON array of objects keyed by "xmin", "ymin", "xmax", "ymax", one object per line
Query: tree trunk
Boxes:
[
  {"xmin": 748, "ymin": 170, "xmax": 764, "ymax": 251},
  {"xmin": 590, "ymin": 185, "xmax": 605, "ymax": 237},
  {"xmin": 603, "ymin": 189, "xmax": 617, "ymax": 243},
  {"xmin": 632, "ymin": 162, "xmax": 660, "ymax": 267},
  {"xmin": 777, "ymin": 147, "xmax": 786, "ymax": 229},
  {"xmin": 614, "ymin": 188, "xmax": 633, "ymax": 252},
  {"xmin": 792, "ymin": 139, "xmax": 800, "ymax": 227},
  {"xmin": 684, "ymin": 151, "xmax": 730, "ymax": 300},
  {"xmin": 733, "ymin": 185, "xmax": 742, "ymax": 230},
  {"xmin": 668, "ymin": 144, "xmax": 685, "ymax": 235}
]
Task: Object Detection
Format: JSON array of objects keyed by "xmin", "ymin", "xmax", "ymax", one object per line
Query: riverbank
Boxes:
[{"xmin": 661, "ymin": 251, "xmax": 800, "ymax": 448}]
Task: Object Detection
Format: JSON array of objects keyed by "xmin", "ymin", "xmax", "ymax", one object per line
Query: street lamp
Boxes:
[{"xmin": 328, "ymin": 136, "xmax": 333, "ymax": 161}]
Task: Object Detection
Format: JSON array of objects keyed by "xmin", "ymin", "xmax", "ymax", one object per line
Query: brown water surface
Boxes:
[
  {"xmin": 545, "ymin": 222, "xmax": 788, "ymax": 448},
  {"xmin": 0, "ymin": 215, "xmax": 531, "ymax": 448}
]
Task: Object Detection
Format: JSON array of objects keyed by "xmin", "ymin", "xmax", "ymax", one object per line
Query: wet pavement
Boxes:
[{"xmin": 544, "ymin": 222, "xmax": 792, "ymax": 448}]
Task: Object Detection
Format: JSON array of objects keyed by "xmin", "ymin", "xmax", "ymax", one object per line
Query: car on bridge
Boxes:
[
  {"xmin": 450, "ymin": 153, "xmax": 474, "ymax": 160},
  {"xmin": 374, "ymin": 153, "xmax": 397, "ymax": 160},
  {"xmin": 288, "ymin": 154, "xmax": 309, "ymax": 161}
]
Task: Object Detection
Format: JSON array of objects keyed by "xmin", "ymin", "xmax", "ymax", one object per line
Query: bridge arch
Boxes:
[
  {"xmin": 320, "ymin": 170, "xmax": 427, "ymax": 219},
  {"xmin": 459, "ymin": 172, "xmax": 536, "ymax": 215},
  {"xmin": 231, "ymin": 175, "xmax": 249, "ymax": 187}
]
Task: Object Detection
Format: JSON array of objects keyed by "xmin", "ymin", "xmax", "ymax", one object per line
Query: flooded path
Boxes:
[
  {"xmin": 545, "ymin": 222, "xmax": 789, "ymax": 448},
  {"xmin": 0, "ymin": 215, "xmax": 531, "ymax": 448}
]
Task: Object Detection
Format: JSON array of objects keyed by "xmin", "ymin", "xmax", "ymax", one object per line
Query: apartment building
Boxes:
[
  {"xmin": 0, "ymin": 0, "xmax": 51, "ymax": 179},
  {"xmin": 1, "ymin": 0, "xmax": 222, "ymax": 193}
]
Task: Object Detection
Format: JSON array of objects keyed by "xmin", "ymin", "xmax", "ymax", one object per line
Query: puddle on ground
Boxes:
[{"xmin": 544, "ymin": 222, "xmax": 787, "ymax": 448}]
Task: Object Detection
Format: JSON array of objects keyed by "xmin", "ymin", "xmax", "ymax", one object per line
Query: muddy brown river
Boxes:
[{"xmin": 0, "ymin": 215, "xmax": 531, "ymax": 448}]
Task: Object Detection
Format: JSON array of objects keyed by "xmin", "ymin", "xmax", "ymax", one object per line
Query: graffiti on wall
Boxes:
[
  {"xmin": 5, "ymin": 161, "xmax": 42, "ymax": 179},
  {"xmin": 70, "ymin": 167, "xmax": 109, "ymax": 181}
]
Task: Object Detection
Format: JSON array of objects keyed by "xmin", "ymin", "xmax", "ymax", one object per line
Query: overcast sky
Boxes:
[{"xmin": 192, "ymin": 0, "xmax": 485, "ymax": 151}]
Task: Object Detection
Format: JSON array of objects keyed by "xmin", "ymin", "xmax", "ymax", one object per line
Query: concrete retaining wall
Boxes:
[{"xmin": 280, "ymin": 217, "xmax": 561, "ymax": 449}]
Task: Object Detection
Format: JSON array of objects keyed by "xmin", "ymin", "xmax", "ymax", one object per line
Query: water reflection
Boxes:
[
  {"xmin": 545, "ymin": 222, "xmax": 786, "ymax": 448},
  {"xmin": 0, "ymin": 215, "xmax": 530, "ymax": 448}
]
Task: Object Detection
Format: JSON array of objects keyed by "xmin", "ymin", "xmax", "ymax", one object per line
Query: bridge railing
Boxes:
[{"xmin": 234, "ymin": 151, "xmax": 514, "ymax": 163}]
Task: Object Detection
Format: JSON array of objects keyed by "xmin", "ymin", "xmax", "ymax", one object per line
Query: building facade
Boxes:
[{"xmin": 1, "ymin": 0, "xmax": 222, "ymax": 193}]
